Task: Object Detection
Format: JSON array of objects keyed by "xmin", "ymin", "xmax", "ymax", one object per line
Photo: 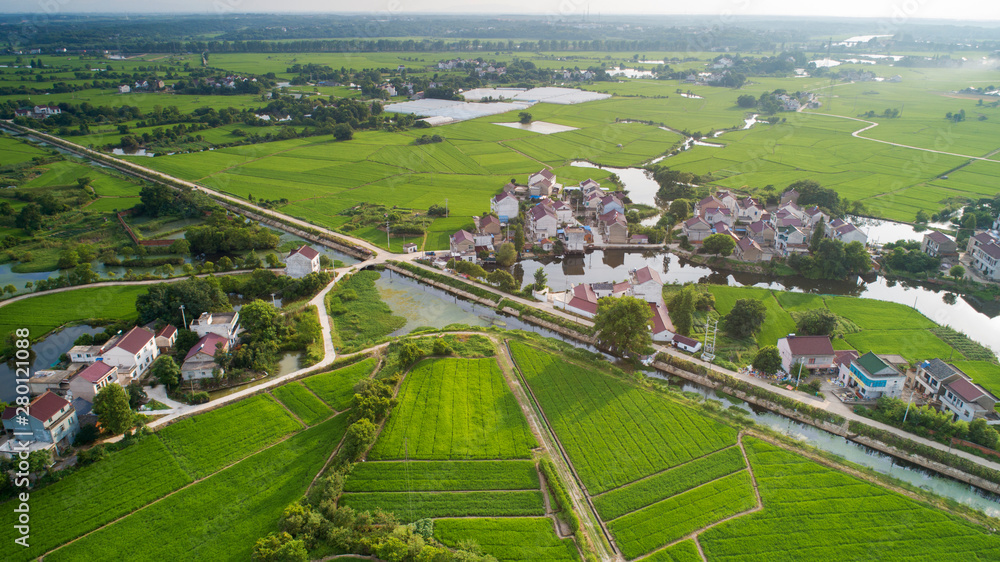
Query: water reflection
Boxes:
[{"xmin": 0, "ymin": 325, "xmax": 103, "ymax": 402}]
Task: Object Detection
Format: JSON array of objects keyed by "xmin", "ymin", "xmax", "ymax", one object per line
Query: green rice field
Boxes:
[
  {"xmin": 338, "ymin": 490, "xmax": 545, "ymax": 523},
  {"xmin": 271, "ymin": 382, "xmax": 332, "ymax": 426},
  {"xmin": 344, "ymin": 460, "xmax": 540, "ymax": 492},
  {"xmin": 434, "ymin": 517, "xmax": 581, "ymax": 561},
  {"xmin": 0, "ymin": 285, "xmax": 149, "ymax": 338},
  {"xmin": 301, "ymin": 357, "xmax": 377, "ymax": 410}
]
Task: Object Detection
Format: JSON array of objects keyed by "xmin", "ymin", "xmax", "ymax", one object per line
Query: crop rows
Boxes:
[
  {"xmin": 509, "ymin": 341, "xmax": 736, "ymax": 493},
  {"xmin": 434, "ymin": 517, "xmax": 581, "ymax": 561},
  {"xmin": 593, "ymin": 446, "xmax": 746, "ymax": 521},
  {"xmin": 0, "ymin": 437, "xmax": 192, "ymax": 562},
  {"xmin": 700, "ymin": 438, "xmax": 1000, "ymax": 561},
  {"xmin": 608, "ymin": 471, "xmax": 756, "ymax": 560},
  {"xmin": 369, "ymin": 358, "xmax": 536, "ymax": 460},
  {"xmin": 48, "ymin": 414, "xmax": 350, "ymax": 562},
  {"xmin": 643, "ymin": 540, "xmax": 703, "ymax": 562},
  {"xmin": 302, "ymin": 358, "xmax": 376, "ymax": 411},
  {"xmin": 338, "ymin": 491, "xmax": 545, "ymax": 523},
  {"xmin": 344, "ymin": 460, "xmax": 540, "ymax": 492},
  {"xmin": 271, "ymin": 382, "xmax": 331, "ymax": 426},
  {"xmin": 156, "ymin": 394, "xmax": 302, "ymax": 478}
]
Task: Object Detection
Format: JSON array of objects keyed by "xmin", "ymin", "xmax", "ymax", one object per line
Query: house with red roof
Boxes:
[
  {"xmin": 734, "ymin": 236, "xmax": 767, "ymax": 262},
  {"xmin": 682, "ymin": 216, "xmax": 712, "ymax": 242},
  {"xmin": 181, "ymin": 333, "xmax": 230, "ymax": 380},
  {"xmin": 528, "ymin": 169, "xmax": 557, "ymax": 197},
  {"xmin": 286, "ymin": 244, "xmax": 321, "ymax": 278},
  {"xmin": 528, "ymin": 204, "xmax": 558, "ymax": 241},
  {"xmin": 68, "ymin": 326, "xmax": 159, "ymax": 381},
  {"xmin": 776, "ymin": 335, "xmax": 835, "ymax": 374},
  {"xmin": 649, "ymin": 302, "xmax": 675, "ymax": 343},
  {"xmin": 630, "ymin": 266, "xmax": 663, "ymax": 304},
  {"xmin": 555, "ymin": 283, "xmax": 599, "ymax": 318},
  {"xmin": 747, "ymin": 220, "xmax": 776, "ymax": 247},
  {"xmin": 490, "ymin": 192, "xmax": 519, "ymax": 221},
  {"xmin": 68, "ymin": 361, "xmax": 119, "ymax": 402},
  {"xmin": 1, "ymin": 391, "xmax": 79, "ymax": 455},
  {"xmin": 914, "ymin": 359, "xmax": 1000, "ymax": 423},
  {"xmin": 155, "ymin": 324, "xmax": 178, "ymax": 352},
  {"xmin": 920, "ymin": 230, "xmax": 957, "ymax": 259},
  {"xmin": 967, "ymin": 231, "xmax": 1000, "ymax": 281}
]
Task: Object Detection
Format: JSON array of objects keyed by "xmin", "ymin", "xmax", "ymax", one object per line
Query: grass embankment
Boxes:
[{"xmin": 326, "ymin": 270, "xmax": 405, "ymax": 352}]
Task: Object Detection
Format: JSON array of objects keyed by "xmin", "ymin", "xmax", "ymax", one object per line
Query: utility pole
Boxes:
[
  {"xmin": 385, "ymin": 214, "xmax": 390, "ymax": 249},
  {"xmin": 445, "ymin": 198, "xmax": 449, "ymax": 218},
  {"xmin": 179, "ymin": 304, "xmax": 186, "ymax": 329},
  {"xmin": 795, "ymin": 362, "xmax": 804, "ymax": 389},
  {"xmin": 271, "ymin": 293, "xmax": 277, "ymax": 307}
]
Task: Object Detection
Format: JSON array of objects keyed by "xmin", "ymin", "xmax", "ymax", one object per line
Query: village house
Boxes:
[
  {"xmin": 844, "ymin": 352, "xmax": 906, "ymax": 400},
  {"xmin": 564, "ymin": 226, "xmax": 587, "ymax": 253},
  {"xmin": 450, "ymin": 230, "xmax": 476, "ymax": 254},
  {"xmin": 538, "ymin": 238, "xmax": 554, "ymax": 251},
  {"xmin": 68, "ymin": 361, "xmax": 118, "ymax": 403},
  {"xmin": 703, "ymin": 206, "xmax": 734, "ymax": 227},
  {"xmin": 1, "ymin": 391, "xmax": 79, "ymax": 455},
  {"xmin": 827, "ymin": 219, "xmax": 868, "ymax": 245},
  {"xmin": 190, "ymin": 311, "xmax": 241, "ymax": 347},
  {"xmin": 734, "ymin": 236, "xmax": 768, "ymax": 262},
  {"xmin": 599, "ymin": 195, "xmax": 625, "ymax": 217},
  {"xmin": 403, "ymin": 242, "xmax": 419, "ymax": 253},
  {"xmin": 630, "ymin": 234, "xmax": 649, "ymax": 245},
  {"xmin": 630, "ymin": 266, "xmax": 663, "ymax": 304},
  {"xmin": 477, "ymin": 215, "xmax": 502, "ymax": 236},
  {"xmin": 528, "ymin": 204, "xmax": 559, "ymax": 241},
  {"xmin": 555, "ymin": 283, "xmax": 599, "ymax": 318},
  {"xmin": 490, "ymin": 192, "xmax": 519, "ymax": 222},
  {"xmin": 181, "ymin": 334, "xmax": 230, "ymax": 381},
  {"xmin": 695, "ymin": 195, "xmax": 724, "ymax": 218},
  {"xmin": 600, "ymin": 210, "xmax": 629, "ymax": 244},
  {"xmin": 118, "ymin": 84, "xmax": 131, "ymax": 93},
  {"xmin": 914, "ymin": 359, "xmax": 1000, "ymax": 423},
  {"xmin": 583, "ymin": 192, "xmax": 604, "ymax": 214},
  {"xmin": 747, "ymin": 221, "xmax": 776, "ymax": 247},
  {"xmin": 551, "ymin": 200, "xmax": 574, "ymax": 223},
  {"xmin": 776, "ymin": 226, "xmax": 809, "ymax": 256},
  {"xmin": 68, "ymin": 326, "xmax": 158, "ymax": 381},
  {"xmin": 650, "ymin": 302, "xmax": 676, "ymax": 343},
  {"xmin": 528, "ymin": 169, "xmax": 557, "ymax": 198},
  {"xmin": 920, "ymin": 230, "xmax": 958, "ymax": 259},
  {"xmin": 833, "ymin": 350, "xmax": 861, "ymax": 387},
  {"xmin": 780, "ymin": 188, "xmax": 800, "ymax": 206},
  {"xmin": 154, "ymin": 325, "xmax": 177, "ymax": 353},
  {"xmin": 776, "ymin": 335, "xmax": 835, "ymax": 374},
  {"xmin": 682, "ymin": 216, "xmax": 712, "ymax": 242},
  {"xmin": 802, "ymin": 206, "xmax": 829, "ymax": 228},
  {"xmin": 673, "ymin": 334, "xmax": 702, "ymax": 353},
  {"xmin": 967, "ymin": 231, "xmax": 1000, "ymax": 281},
  {"xmin": 285, "ymin": 245, "xmax": 321, "ymax": 278},
  {"xmin": 735, "ymin": 197, "xmax": 764, "ymax": 223}
]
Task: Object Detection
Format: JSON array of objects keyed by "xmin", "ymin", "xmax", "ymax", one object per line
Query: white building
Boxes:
[
  {"xmin": 490, "ymin": 192, "xmax": 520, "ymax": 222},
  {"xmin": 844, "ymin": 352, "xmax": 905, "ymax": 400},
  {"xmin": 181, "ymin": 334, "xmax": 229, "ymax": 380},
  {"xmin": 68, "ymin": 326, "xmax": 158, "ymax": 380},
  {"xmin": 776, "ymin": 335, "xmax": 835, "ymax": 374},
  {"xmin": 967, "ymin": 231, "xmax": 1000, "ymax": 281},
  {"xmin": 630, "ymin": 266, "xmax": 663, "ymax": 304},
  {"xmin": 190, "ymin": 311, "xmax": 240, "ymax": 347},
  {"xmin": 285, "ymin": 245, "xmax": 320, "ymax": 278}
]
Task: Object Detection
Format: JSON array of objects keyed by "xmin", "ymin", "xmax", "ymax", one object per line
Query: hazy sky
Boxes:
[{"xmin": 3, "ymin": 0, "xmax": 1000, "ymax": 22}]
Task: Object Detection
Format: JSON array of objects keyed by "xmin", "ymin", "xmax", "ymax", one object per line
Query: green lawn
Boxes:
[
  {"xmin": 825, "ymin": 297, "xmax": 936, "ymax": 331},
  {"xmin": 338, "ymin": 491, "xmax": 545, "ymax": 523},
  {"xmin": 327, "ymin": 271, "xmax": 406, "ymax": 351}
]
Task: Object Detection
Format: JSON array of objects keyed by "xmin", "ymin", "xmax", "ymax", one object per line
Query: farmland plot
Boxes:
[
  {"xmin": 608, "ymin": 471, "xmax": 756, "ymax": 560},
  {"xmin": 369, "ymin": 358, "xmax": 537, "ymax": 460},
  {"xmin": 0, "ymin": 437, "xmax": 191, "ymax": 562},
  {"xmin": 701, "ymin": 438, "xmax": 1000, "ymax": 561},
  {"xmin": 338, "ymin": 490, "xmax": 545, "ymax": 523},
  {"xmin": 435, "ymin": 518, "xmax": 581, "ymax": 561},
  {"xmin": 643, "ymin": 540, "xmax": 703, "ymax": 562},
  {"xmin": 156, "ymin": 394, "xmax": 302, "ymax": 478},
  {"xmin": 271, "ymin": 382, "xmax": 332, "ymax": 426},
  {"xmin": 301, "ymin": 358, "xmax": 377, "ymax": 410},
  {"xmin": 344, "ymin": 460, "xmax": 540, "ymax": 492},
  {"xmin": 48, "ymin": 414, "xmax": 350, "ymax": 562},
  {"xmin": 509, "ymin": 341, "xmax": 737, "ymax": 493}
]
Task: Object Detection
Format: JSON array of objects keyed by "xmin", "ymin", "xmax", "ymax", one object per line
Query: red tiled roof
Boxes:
[
  {"xmin": 673, "ymin": 334, "xmax": 698, "ymax": 347},
  {"xmin": 77, "ymin": 361, "xmax": 115, "ymax": 383},
  {"xmin": 156, "ymin": 325, "xmax": 177, "ymax": 339},
  {"xmin": 649, "ymin": 303, "xmax": 675, "ymax": 334},
  {"xmin": 452, "ymin": 230, "xmax": 474, "ymax": 243},
  {"xmin": 948, "ymin": 378, "xmax": 985, "ymax": 403},
  {"xmin": 981, "ymin": 242, "xmax": 1000, "ymax": 260},
  {"xmin": 185, "ymin": 334, "xmax": 229, "ymax": 362},
  {"xmin": 633, "ymin": 266, "xmax": 661, "ymax": 285},
  {"xmin": 925, "ymin": 230, "xmax": 951, "ymax": 244},
  {"xmin": 684, "ymin": 216, "xmax": 710, "ymax": 228},
  {"xmin": 613, "ymin": 281, "xmax": 631, "ymax": 293},
  {"xmin": 782, "ymin": 335, "xmax": 834, "ymax": 356},
  {"xmin": 534, "ymin": 168, "xmax": 555, "ymax": 180},
  {"xmin": 833, "ymin": 349, "xmax": 860, "ymax": 368},
  {"xmin": 288, "ymin": 245, "xmax": 320, "ymax": 260},
  {"xmin": 113, "ymin": 327, "xmax": 154, "ymax": 355},
  {"xmin": 529, "ymin": 205, "xmax": 556, "ymax": 221},
  {"xmin": 494, "ymin": 191, "xmax": 516, "ymax": 202},
  {"xmin": 28, "ymin": 391, "xmax": 71, "ymax": 423}
]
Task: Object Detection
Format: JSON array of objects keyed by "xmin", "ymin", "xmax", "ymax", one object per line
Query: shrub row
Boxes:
[{"xmin": 538, "ymin": 458, "xmax": 579, "ymax": 533}]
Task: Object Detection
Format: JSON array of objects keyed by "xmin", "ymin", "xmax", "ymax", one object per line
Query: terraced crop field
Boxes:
[
  {"xmin": 434, "ymin": 518, "xmax": 581, "ymax": 561},
  {"xmin": 369, "ymin": 357, "xmax": 536, "ymax": 460},
  {"xmin": 700, "ymin": 438, "xmax": 1000, "ymax": 561},
  {"xmin": 509, "ymin": 341, "xmax": 737, "ymax": 493}
]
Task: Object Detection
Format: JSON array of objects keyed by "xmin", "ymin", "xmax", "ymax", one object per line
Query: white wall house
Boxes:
[
  {"xmin": 181, "ymin": 334, "xmax": 230, "ymax": 380},
  {"xmin": 490, "ymin": 192, "xmax": 519, "ymax": 222},
  {"xmin": 630, "ymin": 266, "xmax": 663, "ymax": 304},
  {"xmin": 776, "ymin": 335, "xmax": 835, "ymax": 374},
  {"xmin": 68, "ymin": 361, "xmax": 119, "ymax": 403},
  {"xmin": 286, "ymin": 245, "xmax": 321, "ymax": 278},
  {"xmin": 190, "ymin": 311, "xmax": 241, "ymax": 347}
]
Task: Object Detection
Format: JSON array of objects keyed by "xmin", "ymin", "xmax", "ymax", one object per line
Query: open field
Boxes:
[
  {"xmin": 327, "ymin": 271, "xmax": 406, "ymax": 351},
  {"xmin": 0, "ymin": 285, "xmax": 148, "ymax": 338},
  {"xmin": 824, "ymin": 296, "xmax": 935, "ymax": 331},
  {"xmin": 643, "ymin": 540, "xmax": 703, "ymax": 562},
  {"xmin": 844, "ymin": 329, "xmax": 960, "ymax": 363},
  {"xmin": 301, "ymin": 357, "xmax": 377, "ymax": 410},
  {"xmin": 434, "ymin": 518, "xmax": 581, "ymax": 561},
  {"xmin": 338, "ymin": 490, "xmax": 545, "ymax": 523},
  {"xmin": 700, "ymin": 438, "xmax": 1000, "ymax": 561},
  {"xmin": 608, "ymin": 471, "xmax": 756, "ymax": 560},
  {"xmin": 155, "ymin": 394, "xmax": 302, "ymax": 478},
  {"xmin": 271, "ymin": 382, "xmax": 332, "ymax": 426},
  {"xmin": 952, "ymin": 361, "xmax": 1000, "ymax": 398},
  {"xmin": 509, "ymin": 341, "xmax": 737, "ymax": 493},
  {"xmin": 592, "ymin": 446, "xmax": 746, "ymax": 521},
  {"xmin": 369, "ymin": 357, "xmax": 536, "ymax": 460},
  {"xmin": 48, "ymin": 414, "xmax": 349, "ymax": 562},
  {"xmin": 0, "ymin": 437, "xmax": 192, "ymax": 562},
  {"xmin": 706, "ymin": 285, "xmax": 797, "ymax": 347},
  {"xmin": 344, "ymin": 460, "xmax": 540, "ymax": 492}
]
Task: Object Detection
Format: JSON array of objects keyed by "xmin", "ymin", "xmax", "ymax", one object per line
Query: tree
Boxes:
[
  {"xmin": 169, "ymin": 238, "xmax": 191, "ymax": 255},
  {"xmin": 76, "ymin": 177, "xmax": 93, "ymax": 189},
  {"xmin": 737, "ymin": 94, "xmax": 757, "ymax": 108},
  {"xmin": 533, "ymin": 267, "xmax": 548, "ymax": 291},
  {"xmin": 513, "ymin": 229, "xmax": 525, "ymax": 254},
  {"xmin": 240, "ymin": 299, "xmax": 280, "ymax": 342},
  {"xmin": 342, "ymin": 418, "xmax": 379, "ymax": 462},
  {"xmin": 668, "ymin": 285, "xmax": 695, "ymax": 336},
  {"xmin": 92, "ymin": 384, "xmax": 133, "ymax": 435},
  {"xmin": 519, "ymin": 112, "xmax": 533, "ymax": 124},
  {"xmin": 950, "ymin": 264, "xmax": 965, "ymax": 280},
  {"xmin": 127, "ymin": 381, "xmax": 147, "ymax": 410},
  {"xmin": 15, "ymin": 204, "xmax": 43, "ymax": 233},
  {"xmin": 702, "ymin": 233, "xmax": 736, "ymax": 256},
  {"xmin": 495, "ymin": 242, "xmax": 517, "ymax": 267},
  {"xmin": 915, "ymin": 210, "xmax": 929, "ymax": 223},
  {"xmin": 752, "ymin": 345, "xmax": 783, "ymax": 374},
  {"xmin": 217, "ymin": 256, "xmax": 234, "ymax": 271},
  {"xmin": 487, "ymin": 269, "xmax": 517, "ymax": 292},
  {"xmin": 150, "ymin": 355, "xmax": 182, "ymax": 388},
  {"xmin": 724, "ymin": 298, "xmax": 767, "ymax": 339},
  {"xmin": 252, "ymin": 532, "xmax": 308, "ymax": 562},
  {"xmin": 3, "ymin": 284, "xmax": 15, "ymax": 296},
  {"xmin": 669, "ymin": 199, "xmax": 690, "ymax": 221},
  {"xmin": 810, "ymin": 218, "xmax": 825, "ymax": 253},
  {"xmin": 843, "ymin": 241, "xmax": 871, "ymax": 275},
  {"xmin": 593, "ymin": 295, "xmax": 654, "ymax": 355},
  {"xmin": 137, "ymin": 184, "xmax": 176, "ymax": 217},
  {"xmin": 333, "ymin": 123, "xmax": 353, "ymax": 141},
  {"xmin": 796, "ymin": 308, "xmax": 837, "ymax": 335}
]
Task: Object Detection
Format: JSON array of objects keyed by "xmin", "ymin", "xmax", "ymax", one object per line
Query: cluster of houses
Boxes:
[
  {"xmin": 14, "ymin": 105, "xmax": 62, "ymax": 119},
  {"xmin": 117, "ymin": 79, "xmax": 166, "ymax": 94},
  {"xmin": 448, "ymin": 170, "xmax": 644, "ymax": 264},
  {"xmin": 190, "ymin": 75, "xmax": 259, "ymax": 89},
  {"xmin": 437, "ymin": 59, "xmax": 507, "ymax": 77},
  {"xmin": 682, "ymin": 188, "xmax": 867, "ymax": 262},
  {"xmin": 775, "ymin": 334, "xmax": 999, "ymax": 425},
  {"xmin": 915, "ymin": 219, "xmax": 1000, "ymax": 282},
  {"xmin": 552, "ymin": 265, "xmax": 703, "ymax": 352},
  {"xmin": 554, "ymin": 69, "xmax": 597, "ymax": 81}
]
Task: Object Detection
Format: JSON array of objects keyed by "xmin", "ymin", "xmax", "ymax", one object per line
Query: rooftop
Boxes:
[
  {"xmin": 113, "ymin": 326, "xmax": 155, "ymax": 355},
  {"xmin": 288, "ymin": 245, "xmax": 320, "ymax": 260},
  {"xmin": 782, "ymin": 335, "xmax": 834, "ymax": 356},
  {"xmin": 76, "ymin": 361, "xmax": 115, "ymax": 383}
]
